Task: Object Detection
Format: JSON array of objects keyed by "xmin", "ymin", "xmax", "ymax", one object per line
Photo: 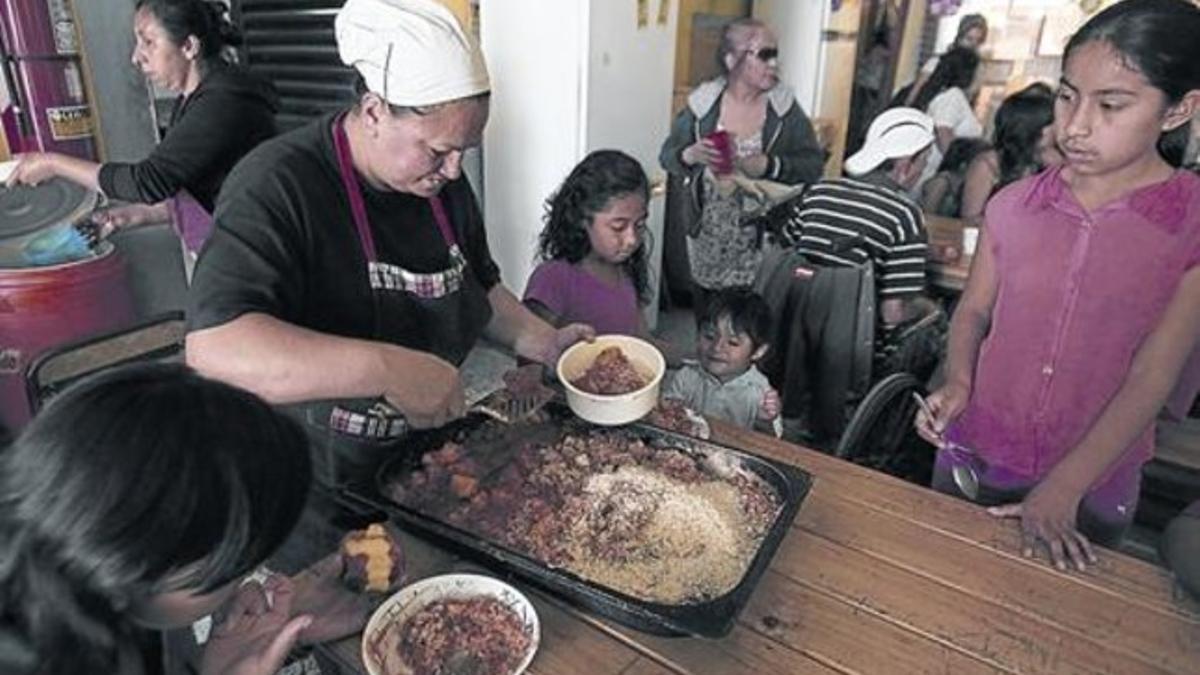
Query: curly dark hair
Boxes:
[
  {"xmin": 911, "ymin": 46, "xmax": 980, "ymax": 112},
  {"xmin": 538, "ymin": 150, "xmax": 651, "ymax": 303},
  {"xmin": 992, "ymin": 86, "xmax": 1055, "ymax": 191}
]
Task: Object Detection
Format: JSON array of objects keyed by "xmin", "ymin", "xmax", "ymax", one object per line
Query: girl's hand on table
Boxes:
[
  {"xmin": 988, "ymin": 478, "xmax": 1097, "ymax": 572},
  {"xmin": 201, "ymin": 575, "xmax": 312, "ymax": 675},
  {"xmin": 915, "ymin": 382, "xmax": 969, "ymax": 447},
  {"xmin": 291, "ymin": 553, "xmax": 378, "ymax": 645}
]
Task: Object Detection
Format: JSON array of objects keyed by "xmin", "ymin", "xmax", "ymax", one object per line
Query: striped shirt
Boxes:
[{"xmin": 779, "ymin": 177, "xmax": 928, "ymax": 297}]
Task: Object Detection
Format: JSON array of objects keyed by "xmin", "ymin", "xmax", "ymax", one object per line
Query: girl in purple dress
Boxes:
[
  {"xmin": 916, "ymin": 0, "xmax": 1200, "ymax": 572},
  {"xmin": 524, "ymin": 150, "xmax": 651, "ymax": 337}
]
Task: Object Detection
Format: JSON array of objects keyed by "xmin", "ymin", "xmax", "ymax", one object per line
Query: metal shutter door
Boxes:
[{"xmin": 231, "ymin": 0, "xmax": 356, "ymax": 130}]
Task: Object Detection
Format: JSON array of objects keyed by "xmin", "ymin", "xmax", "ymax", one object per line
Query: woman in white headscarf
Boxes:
[{"xmin": 186, "ymin": 0, "xmax": 592, "ymax": 491}]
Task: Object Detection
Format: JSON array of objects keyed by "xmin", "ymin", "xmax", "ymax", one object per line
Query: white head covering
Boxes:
[
  {"xmin": 844, "ymin": 107, "xmax": 935, "ymax": 176},
  {"xmin": 336, "ymin": 0, "xmax": 490, "ymax": 107}
]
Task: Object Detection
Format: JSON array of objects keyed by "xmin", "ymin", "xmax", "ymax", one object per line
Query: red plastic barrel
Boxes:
[{"xmin": 0, "ymin": 243, "xmax": 135, "ymax": 431}]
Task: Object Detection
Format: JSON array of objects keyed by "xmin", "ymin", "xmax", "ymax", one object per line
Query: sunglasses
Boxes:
[{"xmin": 744, "ymin": 47, "xmax": 779, "ymax": 62}]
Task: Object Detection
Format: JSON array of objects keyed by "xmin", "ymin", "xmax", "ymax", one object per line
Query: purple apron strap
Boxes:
[
  {"xmin": 331, "ymin": 112, "xmax": 379, "ymax": 263},
  {"xmin": 170, "ymin": 190, "xmax": 213, "ymax": 255},
  {"xmin": 428, "ymin": 195, "xmax": 457, "ymax": 248},
  {"xmin": 332, "ymin": 113, "xmax": 457, "ymax": 259}
]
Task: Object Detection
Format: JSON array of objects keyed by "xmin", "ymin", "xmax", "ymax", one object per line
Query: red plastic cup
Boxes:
[{"xmin": 705, "ymin": 130, "xmax": 734, "ymax": 176}]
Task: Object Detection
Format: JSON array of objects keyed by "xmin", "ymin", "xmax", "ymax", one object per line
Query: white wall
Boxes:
[
  {"xmin": 753, "ymin": 0, "xmax": 826, "ymax": 113},
  {"xmin": 480, "ymin": 0, "xmax": 678, "ymax": 331},
  {"xmin": 479, "ymin": 0, "xmax": 588, "ymax": 294},
  {"xmin": 584, "ymin": 0, "xmax": 677, "ymax": 327}
]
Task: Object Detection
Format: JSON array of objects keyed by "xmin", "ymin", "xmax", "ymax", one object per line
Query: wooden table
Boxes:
[
  {"xmin": 320, "ymin": 424, "xmax": 1200, "ymax": 674},
  {"xmin": 925, "ymin": 214, "xmax": 972, "ymax": 294}
]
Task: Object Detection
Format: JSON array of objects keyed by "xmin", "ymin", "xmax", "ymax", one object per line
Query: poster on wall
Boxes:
[
  {"xmin": 1037, "ymin": 4, "xmax": 1086, "ymax": 56},
  {"xmin": 990, "ymin": 10, "xmax": 1041, "ymax": 60}
]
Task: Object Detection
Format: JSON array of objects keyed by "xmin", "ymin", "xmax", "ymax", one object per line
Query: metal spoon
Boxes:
[{"xmin": 912, "ymin": 393, "xmax": 984, "ymax": 500}]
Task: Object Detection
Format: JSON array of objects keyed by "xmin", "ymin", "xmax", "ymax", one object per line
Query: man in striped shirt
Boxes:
[
  {"xmin": 778, "ymin": 107, "xmax": 935, "ymax": 325},
  {"xmin": 760, "ymin": 108, "xmax": 936, "ymax": 445}
]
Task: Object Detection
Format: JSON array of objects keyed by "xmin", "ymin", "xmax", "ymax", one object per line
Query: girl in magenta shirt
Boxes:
[
  {"xmin": 524, "ymin": 150, "xmax": 650, "ymax": 336},
  {"xmin": 917, "ymin": 0, "xmax": 1200, "ymax": 572}
]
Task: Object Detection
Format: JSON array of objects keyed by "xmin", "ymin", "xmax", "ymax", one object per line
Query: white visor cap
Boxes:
[{"xmin": 844, "ymin": 107, "xmax": 935, "ymax": 176}]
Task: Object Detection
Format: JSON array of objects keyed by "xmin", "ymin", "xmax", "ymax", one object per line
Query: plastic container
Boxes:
[
  {"xmin": 0, "ymin": 242, "xmax": 135, "ymax": 431},
  {"xmin": 705, "ymin": 129, "xmax": 734, "ymax": 175},
  {"xmin": 557, "ymin": 334, "xmax": 665, "ymax": 426}
]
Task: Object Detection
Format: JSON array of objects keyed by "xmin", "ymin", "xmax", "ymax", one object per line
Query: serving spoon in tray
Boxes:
[{"xmin": 467, "ymin": 364, "xmax": 557, "ymax": 424}]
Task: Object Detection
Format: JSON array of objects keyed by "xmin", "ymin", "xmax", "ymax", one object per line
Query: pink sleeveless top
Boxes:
[{"xmin": 952, "ymin": 167, "xmax": 1200, "ymax": 481}]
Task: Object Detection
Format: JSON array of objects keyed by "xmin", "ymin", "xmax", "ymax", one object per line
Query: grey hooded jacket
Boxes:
[{"xmin": 659, "ymin": 78, "xmax": 825, "ymax": 211}]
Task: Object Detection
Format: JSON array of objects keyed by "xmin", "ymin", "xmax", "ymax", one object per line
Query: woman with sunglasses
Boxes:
[{"xmin": 660, "ymin": 17, "xmax": 825, "ymax": 319}]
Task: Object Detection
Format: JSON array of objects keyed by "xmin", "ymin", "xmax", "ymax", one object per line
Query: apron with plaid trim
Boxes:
[{"xmin": 297, "ymin": 113, "xmax": 492, "ymax": 489}]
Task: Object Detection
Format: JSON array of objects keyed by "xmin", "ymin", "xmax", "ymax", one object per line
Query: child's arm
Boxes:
[
  {"xmin": 915, "ymin": 227, "xmax": 999, "ymax": 445},
  {"xmin": 752, "ymin": 387, "xmax": 781, "ymax": 435},
  {"xmin": 992, "ymin": 267, "xmax": 1200, "ymax": 572},
  {"xmin": 920, "ymin": 174, "xmax": 950, "ymax": 214}
]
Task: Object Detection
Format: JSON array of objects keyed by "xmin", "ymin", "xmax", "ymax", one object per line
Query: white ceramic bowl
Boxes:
[
  {"xmin": 557, "ymin": 334, "xmax": 665, "ymax": 426},
  {"xmin": 361, "ymin": 573, "xmax": 540, "ymax": 675}
]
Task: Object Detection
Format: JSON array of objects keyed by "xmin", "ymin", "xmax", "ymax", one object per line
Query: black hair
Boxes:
[
  {"xmin": 910, "ymin": 47, "xmax": 979, "ymax": 112},
  {"xmin": 991, "ymin": 88, "xmax": 1055, "ymax": 189},
  {"xmin": 1064, "ymin": 0, "xmax": 1200, "ymax": 167},
  {"xmin": 135, "ymin": 0, "xmax": 242, "ymax": 64},
  {"xmin": 716, "ymin": 17, "xmax": 768, "ymax": 76},
  {"xmin": 936, "ymin": 136, "xmax": 990, "ymax": 174},
  {"xmin": 538, "ymin": 150, "xmax": 651, "ymax": 303},
  {"xmin": 954, "ymin": 14, "xmax": 988, "ymax": 46},
  {"xmin": 697, "ymin": 287, "xmax": 772, "ymax": 348},
  {"xmin": 0, "ymin": 363, "xmax": 311, "ymax": 673}
]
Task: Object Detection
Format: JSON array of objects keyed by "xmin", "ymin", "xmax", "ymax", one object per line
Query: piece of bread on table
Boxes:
[{"xmin": 340, "ymin": 523, "xmax": 405, "ymax": 593}]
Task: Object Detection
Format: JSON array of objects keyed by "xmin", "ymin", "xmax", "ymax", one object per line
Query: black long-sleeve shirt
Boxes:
[{"xmin": 99, "ymin": 63, "xmax": 279, "ymax": 212}]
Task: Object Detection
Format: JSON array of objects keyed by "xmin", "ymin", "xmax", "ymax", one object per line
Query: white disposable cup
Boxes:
[{"xmin": 962, "ymin": 227, "xmax": 980, "ymax": 256}]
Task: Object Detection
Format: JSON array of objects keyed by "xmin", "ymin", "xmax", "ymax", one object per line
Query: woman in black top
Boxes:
[{"xmin": 5, "ymin": 0, "xmax": 277, "ymax": 253}]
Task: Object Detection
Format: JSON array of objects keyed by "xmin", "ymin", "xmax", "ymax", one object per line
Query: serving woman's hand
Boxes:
[
  {"xmin": 531, "ymin": 323, "xmax": 595, "ymax": 367},
  {"xmin": 200, "ymin": 575, "xmax": 312, "ymax": 675},
  {"xmin": 383, "ymin": 349, "xmax": 465, "ymax": 429},
  {"xmin": 989, "ymin": 476, "xmax": 1097, "ymax": 572}
]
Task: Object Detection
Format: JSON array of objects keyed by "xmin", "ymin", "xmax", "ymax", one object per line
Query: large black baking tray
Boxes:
[{"xmin": 348, "ymin": 403, "xmax": 813, "ymax": 638}]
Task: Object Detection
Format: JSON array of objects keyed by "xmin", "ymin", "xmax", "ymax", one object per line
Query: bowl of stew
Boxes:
[{"xmin": 557, "ymin": 334, "xmax": 665, "ymax": 426}]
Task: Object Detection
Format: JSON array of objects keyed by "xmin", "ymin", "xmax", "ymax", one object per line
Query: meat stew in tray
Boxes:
[{"xmin": 361, "ymin": 404, "xmax": 812, "ymax": 637}]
